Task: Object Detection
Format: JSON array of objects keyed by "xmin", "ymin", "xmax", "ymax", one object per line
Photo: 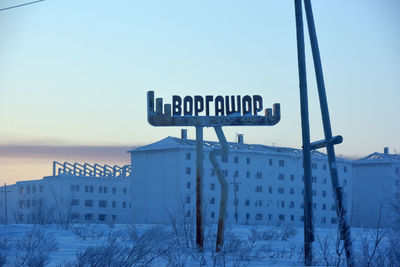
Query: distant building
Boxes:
[
  {"xmin": 352, "ymin": 148, "xmax": 400, "ymax": 228},
  {"xmin": 128, "ymin": 133, "xmax": 352, "ymax": 227},
  {"xmin": 0, "ymin": 163, "xmax": 132, "ymax": 224}
]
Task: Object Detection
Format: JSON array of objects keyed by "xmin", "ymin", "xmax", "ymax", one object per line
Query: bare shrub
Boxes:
[
  {"xmin": 0, "ymin": 237, "xmax": 10, "ymax": 266},
  {"xmin": 14, "ymin": 226, "xmax": 58, "ymax": 267},
  {"xmin": 66, "ymin": 225, "xmax": 174, "ymax": 267}
]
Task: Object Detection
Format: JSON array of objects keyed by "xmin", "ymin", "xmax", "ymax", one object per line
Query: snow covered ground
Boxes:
[{"xmin": 0, "ymin": 223, "xmax": 397, "ymax": 266}]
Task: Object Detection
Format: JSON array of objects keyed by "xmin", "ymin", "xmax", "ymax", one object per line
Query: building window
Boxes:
[
  {"xmin": 71, "ymin": 199, "xmax": 80, "ymax": 206},
  {"xmin": 103, "ymin": 187, "xmax": 107, "ymax": 194},
  {"xmin": 211, "ymin": 212, "xmax": 215, "ymax": 218},
  {"xmin": 85, "ymin": 214, "xmax": 93, "ymax": 221},
  {"xmin": 234, "ymin": 170, "xmax": 239, "ymax": 178},
  {"xmin": 279, "ymin": 160, "xmax": 284, "ymax": 167},
  {"xmin": 186, "ymin": 182, "xmax": 191, "ymax": 189},
  {"xmin": 85, "ymin": 185, "xmax": 89, "ymax": 192},
  {"xmin": 112, "ymin": 215, "xmax": 117, "ymax": 221},
  {"xmin": 256, "ymin": 213, "xmax": 262, "ymax": 221},
  {"xmin": 331, "ymin": 217, "xmax": 337, "ymax": 224},
  {"xmin": 290, "ymin": 174, "xmax": 294, "ymax": 181},
  {"xmin": 186, "ymin": 196, "xmax": 191, "ymax": 203},
  {"xmin": 279, "ymin": 214, "xmax": 285, "ymax": 221},
  {"xmin": 210, "ymin": 183, "xmax": 215, "ymax": 191},
  {"xmin": 322, "ymin": 203, "xmax": 326, "ymax": 210},
  {"xmin": 222, "ymin": 156, "xmax": 228, "ymax": 163},
  {"xmin": 289, "ymin": 201, "xmax": 294, "ymax": 208},
  {"xmin": 256, "ymin": 172, "xmax": 262, "ymax": 179},
  {"xmin": 210, "ymin": 197, "xmax": 215, "ymax": 204},
  {"xmin": 246, "ymin": 171, "xmax": 250, "ymax": 178},
  {"xmin": 223, "ymin": 169, "xmax": 228, "ymax": 177},
  {"xmin": 312, "ymin": 163, "xmax": 317, "ymax": 169},
  {"xmin": 344, "ymin": 166, "xmax": 347, "ymax": 173},
  {"xmin": 331, "ymin": 204, "xmax": 335, "ymax": 211},
  {"xmin": 123, "ymin": 201, "xmax": 127, "ymax": 208},
  {"xmin": 255, "ymin": 200, "xmax": 262, "ymax": 207},
  {"xmin": 301, "ymin": 216, "xmax": 304, "ymax": 222},
  {"xmin": 343, "ymin": 179, "xmax": 347, "ymax": 186},
  {"xmin": 90, "ymin": 186, "xmax": 94, "ymax": 193},
  {"xmin": 281, "ymin": 201, "xmax": 285, "ymax": 208},
  {"xmin": 321, "ymin": 217, "xmax": 326, "ymax": 224},
  {"xmin": 268, "ymin": 214, "xmax": 272, "ymax": 221},
  {"xmin": 255, "ymin": 186, "xmax": 262, "ymax": 193},
  {"xmin": 185, "ymin": 167, "xmax": 191, "ymax": 175},
  {"xmin": 269, "ymin": 187, "xmax": 273, "ymax": 193},
  {"xmin": 278, "ymin": 187, "xmax": 284, "ymax": 194},
  {"xmin": 246, "ymin": 157, "xmax": 250, "ymax": 164},
  {"xmin": 123, "ymin": 188, "xmax": 127, "ymax": 194},
  {"xmin": 245, "ymin": 199, "xmax": 250, "ymax": 206},
  {"xmin": 322, "ymin": 190, "xmax": 326, "ymax": 197},
  {"xmin": 396, "ymin": 167, "xmax": 399, "ymax": 174},
  {"xmin": 291, "ymin": 215, "xmax": 295, "ymax": 221},
  {"xmin": 98, "ymin": 214, "xmax": 106, "ymax": 221},
  {"xmin": 278, "ymin": 173, "xmax": 284, "ymax": 180},
  {"xmin": 32, "ymin": 186, "xmax": 36, "ymax": 194},
  {"xmin": 76, "ymin": 185, "xmax": 80, "ymax": 192},
  {"xmin": 39, "ymin": 186, "xmax": 43, "ymax": 193},
  {"xmin": 312, "ymin": 176, "xmax": 316, "ymax": 183},
  {"xmin": 323, "ymin": 178, "xmax": 327, "ymax": 185},
  {"xmin": 71, "ymin": 213, "xmax": 79, "ymax": 219},
  {"xmin": 85, "ymin": 200, "xmax": 93, "ymax": 207},
  {"xmin": 113, "ymin": 187, "xmax": 117, "ymax": 194},
  {"xmin": 186, "ymin": 211, "xmax": 191, "ymax": 217},
  {"xmin": 246, "ymin": 213, "xmax": 250, "ymax": 220},
  {"xmin": 112, "ymin": 201, "xmax": 116, "ymax": 208},
  {"xmin": 186, "ymin": 152, "xmax": 191, "ymax": 160},
  {"xmin": 98, "ymin": 187, "xmax": 103, "ymax": 194},
  {"xmin": 99, "ymin": 200, "xmax": 107, "ymax": 208},
  {"xmin": 211, "ymin": 169, "xmax": 215, "ymax": 176},
  {"xmin": 234, "ymin": 156, "xmax": 239, "ymax": 163},
  {"xmin": 26, "ymin": 186, "xmax": 30, "ymax": 194},
  {"xmin": 71, "ymin": 185, "xmax": 75, "ymax": 192},
  {"xmin": 290, "ymin": 188, "xmax": 294, "ymax": 195},
  {"xmin": 269, "ymin": 159, "xmax": 273, "ymax": 166},
  {"xmin": 323, "ymin": 164, "xmax": 327, "ymax": 170}
]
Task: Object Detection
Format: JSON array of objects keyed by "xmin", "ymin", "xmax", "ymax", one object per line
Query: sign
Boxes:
[{"xmin": 147, "ymin": 91, "xmax": 281, "ymax": 127}]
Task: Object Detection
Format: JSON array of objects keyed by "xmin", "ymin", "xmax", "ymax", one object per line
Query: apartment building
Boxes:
[
  {"xmin": 128, "ymin": 134, "xmax": 352, "ymax": 227},
  {"xmin": 352, "ymin": 148, "xmax": 400, "ymax": 227},
  {"xmin": 0, "ymin": 164, "xmax": 132, "ymax": 224}
]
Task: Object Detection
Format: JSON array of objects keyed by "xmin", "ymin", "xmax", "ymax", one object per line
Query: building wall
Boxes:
[
  {"xmin": 130, "ymin": 142, "xmax": 353, "ymax": 228},
  {"xmin": 352, "ymin": 162, "xmax": 400, "ymax": 227},
  {"xmin": 4, "ymin": 175, "xmax": 132, "ymax": 224}
]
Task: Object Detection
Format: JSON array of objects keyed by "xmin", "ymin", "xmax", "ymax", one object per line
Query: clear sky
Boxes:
[{"xmin": 0, "ymin": 0, "xmax": 399, "ymax": 185}]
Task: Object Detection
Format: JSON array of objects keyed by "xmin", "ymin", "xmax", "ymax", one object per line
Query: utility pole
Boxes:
[
  {"xmin": 230, "ymin": 173, "xmax": 241, "ymax": 225},
  {"xmin": 294, "ymin": 0, "xmax": 354, "ymax": 265},
  {"xmin": 294, "ymin": 0, "xmax": 314, "ymax": 264},
  {"xmin": 1, "ymin": 183, "xmax": 11, "ymax": 224}
]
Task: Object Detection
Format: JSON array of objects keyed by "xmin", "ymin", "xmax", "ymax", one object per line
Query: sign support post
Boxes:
[{"xmin": 195, "ymin": 126, "xmax": 204, "ymax": 250}]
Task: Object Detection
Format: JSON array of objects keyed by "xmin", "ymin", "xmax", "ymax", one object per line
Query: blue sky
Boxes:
[{"xmin": 0, "ymin": 0, "xmax": 399, "ymax": 183}]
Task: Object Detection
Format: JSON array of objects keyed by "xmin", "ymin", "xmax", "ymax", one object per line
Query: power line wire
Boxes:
[{"xmin": 0, "ymin": 0, "xmax": 45, "ymax": 12}]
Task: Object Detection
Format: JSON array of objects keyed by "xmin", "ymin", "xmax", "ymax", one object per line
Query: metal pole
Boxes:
[
  {"xmin": 303, "ymin": 0, "xmax": 354, "ymax": 266},
  {"xmin": 294, "ymin": 0, "xmax": 314, "ymax": 265},
  {"xmin": 210, "ymin": 126, "xmax": 229, "ymax": 252},
  {"xmin": 195, "ymin": 126, "xmax": 204, "ymax": 250}
]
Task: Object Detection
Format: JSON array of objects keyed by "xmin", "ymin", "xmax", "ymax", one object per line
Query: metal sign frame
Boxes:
[{"xmin": 147, "ymin": 90, "xmax": 280, "ymax": 251}]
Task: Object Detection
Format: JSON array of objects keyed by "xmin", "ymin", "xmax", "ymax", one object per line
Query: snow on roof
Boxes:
[
  {"xmin": 355, "ymin": 152, "xmax": 400, "ymax": 163},
  {"xmin": 128, "ymin": 136, "xmax": 330, "ymax": 159}
]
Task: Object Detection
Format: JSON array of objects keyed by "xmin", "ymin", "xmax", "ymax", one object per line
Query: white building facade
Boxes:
[
  {"xmin": 352, "ymin": 149, "xmax": 400, "ymax": 227},
  {"xmin": 0, "ymin": 164, "xmax": 133, "ymax": 224},
  {"xmin": 129, "ymin": 134, "xmax": 352, "ymax": 227}
]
